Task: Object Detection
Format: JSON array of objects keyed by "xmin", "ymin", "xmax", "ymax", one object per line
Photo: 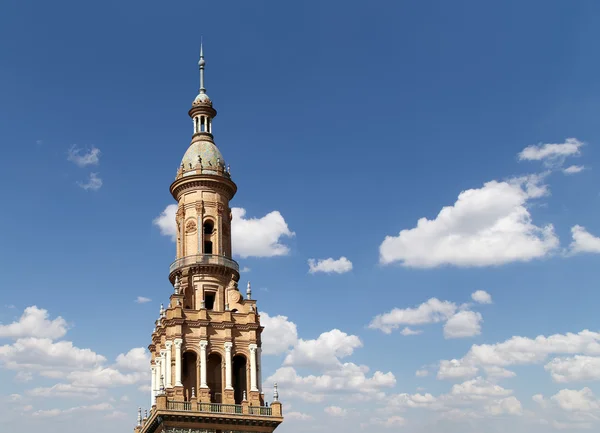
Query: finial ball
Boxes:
[{"xmin": 199, "ymin": 58, "xmax": 206, "ymax": 67}]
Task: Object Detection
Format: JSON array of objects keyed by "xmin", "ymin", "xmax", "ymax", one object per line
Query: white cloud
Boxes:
[
  {"xmin": 267, "ymin": 364, "xmax": 395, "ymax": 403},
  {"xmin": 153, "ymin": 204, "xmax": 178, "ymax": 241},
  {"xmin": 401, "ymin": 327, "xmax": 423, "ymax": 336},
  {"xmin": 77, "ymin": 172, "xmax": 103, "ymax": 191},
  {"xmin": 232, "ymin": 208, "xmax": 295, "ymax": 258},
  {"xmin": 260, "ymin": 313, "xmax": 298, "ymax": 356},
  {"xmin": 153, "ymin": 206, "xmax": 295, "ymax": 258},
  {"xmin": 240, "ymin": 266, "xmax": 251, "ymax": 272},
  {"xmin": 27, "ymin": 383, "xmax": 102, "ymax": 399},
  {"xmin": 518, "ymin": 138, "xmax": 583, "ymax": 166},
  {"xmin": 0, "ymin": 338, "xmax": 106, "ymax": 372},
  {"xmin": 114, "ymin": 348, "xmax": 149, "ymax": 372},
  {"xmin": 551, "ymin": 387, "xmax": 600, "ymax": 412},
  {"xmin": 308, "ymin": 257, "xmax": 353, "ymax": 274},
  {"xmin": 324, "ymin": 405, "xmax": 347, "ymax": 416},
  {"xmin": 135, "ymin": 296, "xmax": 151, "ymax": 304},
  {"xmin": 284, "ymin": 329, "xmax": 362, "ymax": 370},
  {"xmin": 368, "ymin": 298, "xmax": 457, "ymax": 334},
  {"xmin": 415, "ymin": 369, "xmax": 429, "ymax": 377},
  {"xmin": 563, "ymin": 165, "xmax": 585, "ymax": 174},
  {"xmin": 471, "ymin": 290, "xmax": 492, "ymax": 304},
  {"xmin": 545, "ymin": 356, "xmax": 600, "ymax": 383},
  {"xmin": 483, "ymin": 366, "xmax": 516, "ymax": 379},
  {"xmin": 443, "ymin": 311, "xmax": 483, "ymax": 339},
  {"xmin": 484, "ymin": 396, "xmax": 523, "ymax": 416},
  {"xmin": 450, "ymin": 377, "xmax": 512, "ymax": 398},
  {"xmin": 369, "ymin": 415, "xmax": 406, "ymax": 428},
  {"xmin": 437, "ymin": 329, "xmax": 600, "ymax": 381},
  {"xmin": 437, "ymin": 359, "xmax": 479, "ymax": 380},
  {"xmin": 67, "ymin": 367, "xmax": 148, "ymax": 388},
  {"xmin": 285, "ymin": 411, "xmax": 313, "ymax": 421},
  {"xmin": 33, "ymin": 402, "xmax": 113, "ymax": 417},
  {"xmin": 379, "ymin": 175, "xmax": 558, "ymax": 268},
  {"xmin": 0, "ymin": 306, "xmax": 67, "ymax": 340},
  {"xmin": 569, "ymin": 225, "xmax": 600, "ymax": 255},
  {"xmin": 67, "ymin": 145, "xmax": 101, "ymax": 167}
]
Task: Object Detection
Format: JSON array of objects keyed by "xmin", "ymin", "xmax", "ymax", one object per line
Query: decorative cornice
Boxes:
[{"xmin": 170, "ymin": 175, "xmax": 237, "ymax": 202}]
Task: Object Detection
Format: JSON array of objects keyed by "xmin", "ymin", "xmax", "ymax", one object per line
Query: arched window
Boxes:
[
  {"xmin": 207, "ymin": 353, "xmax": 222, "ymax": 403},
  {"xmin": 182, "ymin": 351, "xmax": 198, "ymax": 401},
  {"xmin": 232, "ymin": 354, "xmax": 247, "ymax": 404},
  {"xmin": 203, "ymin": 220, "xmax": 214, "ymax": 234}
]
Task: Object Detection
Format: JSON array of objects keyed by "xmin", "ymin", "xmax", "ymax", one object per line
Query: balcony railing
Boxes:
[
  {"xmin": 199, "ymin": 403, "xmax": 243, "ymax": 414},
  {"xmin": 249, "ymin": 406, "xmax": 272, "ymax": 416},
  {"xmin": 165, "ymin": 401, "xmax": 272, "ymax": 416},
  {"xmin": 169, "ymin": 254, "xmax": 239, "ymax": 274},
  {"xmin": 166, "ymin": 401, "xmax": 192, "ymax": 411}
]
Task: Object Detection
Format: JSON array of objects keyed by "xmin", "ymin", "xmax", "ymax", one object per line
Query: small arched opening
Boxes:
[
  {"xmin": 182, "ymin": 351, "xmax": 198, "ymax": 401},
  {"xmin": 207, "ymin": 352, "xmax": 222, "ymax": 403},
  {"xmin": 203, "ymin": 220, "xmax": 214, "ymax": 255},
  {"xmin": 232, "ymin": 354, "xmax": 247, "ymax": 404}
]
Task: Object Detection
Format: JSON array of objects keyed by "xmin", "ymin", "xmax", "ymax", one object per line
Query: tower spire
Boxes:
[{"xmin": 199, "ymin": 41, "xmax": 206, "ymax": 94}]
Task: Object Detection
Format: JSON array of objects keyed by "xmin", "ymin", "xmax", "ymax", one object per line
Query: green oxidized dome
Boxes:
[{"xmin": 180, "ymin": 140, "xmax": 225, "ymax": 175}]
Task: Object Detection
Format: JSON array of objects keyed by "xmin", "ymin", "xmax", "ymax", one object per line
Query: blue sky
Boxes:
[{"xmin": 1, "ymin": 0, "xmax": 600, "ymax": 431}]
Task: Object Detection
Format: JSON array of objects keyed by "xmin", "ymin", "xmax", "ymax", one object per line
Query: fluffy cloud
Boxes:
[
  {"xmin": 484, "ymin": 396, "xmax": 523, "ymax": 416},
  {"xmin": 518, "ymin": 138, "xmax": 583, "ymax": 166},
  {"xmin": 266, "ymin": 322, "xmax": 394, "ymax": 404},
  {"xmin": 33, "ymin": 402, "xmax": 113, "ymax": 417},
  {"xmin": 324, "ymin": 405, "xmax": 347, "ymax": 416},
  {"xmin": 135, "ymin": 296, "xmax": 151, "ymax": 304},
  {"xmin": 379, "ymin": 175, "xmax": 558, "ymax": 267},
  {"xmin": 153, "ymin": 206, "xmax": 295, "ymax": 258},
  {"xmin": 67, "ymin": 145, "xmax": 101, "ymax": 167},
  {"xmin": 443, "ymin": 311, "xmax": 483, "ymax": 339},
  {"xmin": 0, "ymin": 306, "xmax": 67, "ymax": 340},
  {"xmin": 569, "ymin": 225, "xmax": 600, "ymax": 255},
  {"xmin": 544, "ymin": 356, "xmax": 600, "ymax": 383},
  {"xmin": 267, "ymin": 364, "xmax": 395, "ymax": 403},
  {"xmin": 450, "ymin": 377, "xmax": 512, "ymax": 398},
  {"xmin": 77, "ymin": 173, "xmax": 103, "ymax": 191},
  {"xmin": 231, "ymin": 208, "xmax": 295, "ymax": 258},
  {"xmin": 114, "ymin": 348, "xmax": 150, "ymax": 372},
  {"xmin": 67, "ymin": 367, "xmax": 148, "ymax": 388},
  {"xmin": 260, "ymin": 312, "xmax": 298, "ymax": 356},
  {"xmin": 551, "ymin": 387, "xmax": 600, "ymax": 412},
  {"xmin": 308, "ymin": 257, "xmax": 353, "ymax": 274},
  {"xmin": 400, "ymin": 327, "xmax": 423, "ymax": 336},
  {"xmin": 27, "ymin": 383, "xmax": 102, "ymax": 399},
  {"xmin": 284, "ymin": 329, "xmax": 362, "ymax": 370},
  {"xmin": 153, "ymin": 204, "xmax": 178, "ymax": 241},
  {"xmin": 471, "ymin": 290, "xmax": 492, "ymax": 304},
  {"xmin": 437, "ymin": 329, "xmax": 600, "ymax": 381},
  {"xmin": 0, "ymin": 338, "xmax": 106, "ymax": 371},
  {"xmin": 285, "ymin": 411, "xmax": 313, "ymax": 421},
  {"xmin": 368, "ymin": 298, "xmax": 457, "ymax": 334},
  {"xmin": 437, "ymin": 359, "xmax": 482, "ymax": 380},
  {"xmin": 563, "ymin": 165, "xmax": 585, "ymax": 174}
]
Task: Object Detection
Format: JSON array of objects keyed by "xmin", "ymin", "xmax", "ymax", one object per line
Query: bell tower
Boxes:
[{"xmin": 135, "ymin": 46, "xmax": 283, "ymax": 433}]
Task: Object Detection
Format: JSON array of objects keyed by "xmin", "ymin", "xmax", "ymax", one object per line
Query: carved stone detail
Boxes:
[{"xmin": 185, "ymin": 219, "xmax": 197, "ymax": 233}]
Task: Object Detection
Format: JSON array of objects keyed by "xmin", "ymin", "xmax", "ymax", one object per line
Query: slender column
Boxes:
[
  {"xmin": 174, "ymin": 338, "xmax": 183, "ymax": 386},
  {"xmin": 200, "ymin": 340, "xmax": 208, "ymax": 388},
  {"xmin": 196, "ymin": 202, "xmax": 203, "ymax": 254},
  {"xmin": 165, "ymin": 341, "xmax": 173, "ymax": 388},
  {"xmin": 217, "ymin": 204, "xmax": 223, "ymax": 255},
  {"xmin": 249, "ymin": 343, "xmax": 258, "ymax": 392},
  {"xmin": 151, "ymin": 364, "xmax": 156, "ymax": 406},
  {"xmin": 257, "ymin": 346, "xmax": 263, "ymax": 393},
  {"xmin": 155, "ymin": 358, "xmax": 162, "ymax": 395},
  {"xmin": 224, "ymin": 342, "xmax": 233, "ymax": 390},
  {"xmin": 159, "ymin": 349, "xmax": 166, "ymax": 389}
]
